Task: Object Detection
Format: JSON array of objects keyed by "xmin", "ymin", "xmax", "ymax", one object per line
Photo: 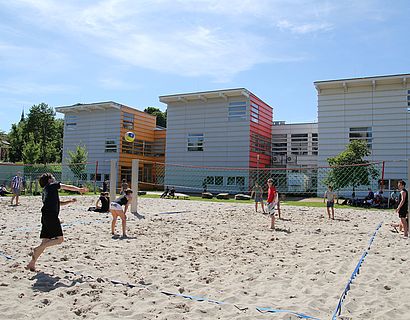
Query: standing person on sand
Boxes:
[
  {"xmin": 26, "ymin": 173, "xmax": 87, "ymax": 272},
  {"xmin": 396, "ymin": 180, "xmax": 408, "ymax": 239},
  {"xmin": 251, "ymin": 182, "xmax": 265, "ymax": 213},
  {"xmin": 10, "ymin": 171, "xmax": 24, "ymax": 206},
  {"xmin": 324, "ymin": 185, "xmax": 337, "ymax": 220},
  {"xmin": 110, "ymin": 189, "xmax": 133, "ymax": 238},
  {"xmin": 266, "ymin": 179, "xmax": 278, "ymax": 229}
]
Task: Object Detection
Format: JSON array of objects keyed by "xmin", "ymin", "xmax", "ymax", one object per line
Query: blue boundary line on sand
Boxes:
[{"xmin": 331, "ymin": 221, "xmax": 383, "ymax": 320}]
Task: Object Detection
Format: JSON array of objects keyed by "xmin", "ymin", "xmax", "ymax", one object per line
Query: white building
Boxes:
[
  {"xmin": 272, "ymin": 121, "xmax": 318, "ymax": 168},
  {"xmin": 315, "ymin": 73, "xmax": 410, "ymax": 191}
]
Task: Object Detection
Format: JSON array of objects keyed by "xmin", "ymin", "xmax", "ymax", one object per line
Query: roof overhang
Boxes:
[
  {"xmin": 159, "ymin": 88, "xmax": 250, "ymax": 104},
  {"xmin": 55, "ymin": 101, "xmax": 123, "ymax": 114},
  {"xmin": 314, "ymin": 73, "xmax": 410, "ymax": 92}
]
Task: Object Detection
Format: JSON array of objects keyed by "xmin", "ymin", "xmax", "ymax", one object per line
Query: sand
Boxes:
[{"xmin": 0, "ymin": 195, "xmax": 409, "ymax": 319}]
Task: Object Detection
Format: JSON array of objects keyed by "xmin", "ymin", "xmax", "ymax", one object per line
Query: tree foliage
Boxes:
[
  {"xmin": 7, "ymin": 103, "xmax": 63, "ymax": 164},
  {"xmin": 67, "ymin": 145, "xmax": 88, "ymax": 179},
  {"xmin": 324, "ymin": 140, "xmax": 379, "ymax": 190},
  {"xmin": 144, "ymin": 107, "xmax": 167, "ymax": 127}
]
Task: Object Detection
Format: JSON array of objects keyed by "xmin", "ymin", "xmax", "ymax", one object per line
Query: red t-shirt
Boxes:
[{"xmin": 267, "ymin": 186, "xmax": 277, "ymax": 203}]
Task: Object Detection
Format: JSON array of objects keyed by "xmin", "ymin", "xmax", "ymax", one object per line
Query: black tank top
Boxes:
[
  {"xmin": 114, "ymin": 195, "xmax": 128, "ymax": 206},
  {"xmin": 399, "ymin": 188, "xmax": 408, "ymax": 213}
]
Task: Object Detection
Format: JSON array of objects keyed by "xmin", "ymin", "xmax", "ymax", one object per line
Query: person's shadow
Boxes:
[{"xmin": 30, "ymin": 271, "xmax": 83, "ymax": 292}]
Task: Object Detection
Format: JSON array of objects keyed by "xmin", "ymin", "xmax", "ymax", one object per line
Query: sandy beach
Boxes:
[{"xmin": 0, "ymin": 195, "xmax": 409, "ymax": 319}]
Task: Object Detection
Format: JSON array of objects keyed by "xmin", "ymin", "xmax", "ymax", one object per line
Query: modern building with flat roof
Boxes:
[
  {"xmin": 159, "ymin": 88, "xmax": 273, "ymax": 193},
  {"xmin": 315, "ymin": 73, "xmax": 410, "ymax": 191},
  {"xmin": 56, "ymin": 102, "xmax": 166, "ymax": 190}
]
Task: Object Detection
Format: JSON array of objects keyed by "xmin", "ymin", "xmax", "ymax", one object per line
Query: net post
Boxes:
[
  {"xmin": 408, "ymin": 160, "xmax": 410, "ymax": 213},
  {"xmin": 131, "ymin": 159, "xmax": 139, "ymax": 214},
  {"xmin": 94, "ymin": 160, "xmax": 98, "ymax": 194},
  {"xmin": 109, "ymin": 159, "xmax": 117, "ymax": 202}
]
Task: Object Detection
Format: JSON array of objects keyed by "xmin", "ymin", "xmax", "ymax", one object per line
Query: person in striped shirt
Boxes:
[{"xmin": 10, "ymin": 172, "xmax": 24, "ymax": 206}]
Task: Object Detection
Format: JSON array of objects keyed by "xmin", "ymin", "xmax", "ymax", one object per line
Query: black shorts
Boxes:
[
  {"xmin": 398, "ymin": 209, "xmax": 408, "ymax": 219},
  {"xmin": 40, "ymin": 215, "xmax": 63, "ymax": 239}
]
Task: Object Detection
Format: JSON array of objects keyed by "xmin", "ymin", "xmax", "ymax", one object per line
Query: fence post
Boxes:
[
  {"xmin": 110, "ymin": 160, "xmax": 117, "ymax": 202},
  {"xmin": 94, "ymin": 160, "xmax": 98, "ymax": 194},
  {"xmin": 408, "ymin": 160, "xmax": 410, "ymax": 213},
  {"xmin": 131, "ymin": 159, "xmax": 139, "ymax": 214}
]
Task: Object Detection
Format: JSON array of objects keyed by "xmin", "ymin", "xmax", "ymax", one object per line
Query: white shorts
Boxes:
[
  {"xmin": 110, "ymin": 202, "xmax": 122, "ymax": 210},
  {"xmin": 267, "ymin": 202, "xmax": 276, "ymax": 215}
]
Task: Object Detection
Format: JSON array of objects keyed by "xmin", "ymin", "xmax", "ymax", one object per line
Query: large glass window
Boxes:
[
  {"xmin": 251, "ymin": 133, "xmax": 271, "ymax": 155},
  {"xmin": 228, "ymin": 101, "xmax": 246, "ymax": 121},
  {"xmin": 291, "ymin": 133, "xmax": 308, "ymax": 155},
  {"xmin": 123, "ymin": 112, "xmax": 134, "ymax": 129},
  {"xmin": 188, "ymin": 134, "xmax": 204, "ymax": 151},
  {"xmin": 250, "ymin": 102, "xmax": 259, "ymax": 123},
  {"xmin": 227, "ymin": 176, "xmax": 245, "ymax": 186},
  {"xmin": 349, "ymin": 127, "xmax": 372, "ymax": 149},
  {"xmin": 272, "ymin": 134, "xmax": 288, "ymax": 155},
  {"xmin": 205, "ymin": 176, "xmax": 223, "ymax": 185}
]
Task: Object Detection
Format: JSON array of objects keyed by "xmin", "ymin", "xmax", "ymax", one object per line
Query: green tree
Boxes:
[
  {"xmin": 8, "ymin": 121, "xmax": 26, "ymax": 162},
  {"xmin": 22, "ymin": 135, "xmax": 41, "ymax": 164},
  {"xmin": 67, "ymin": 145, "xmax": 88, "ymax": 180},
  {"xmin": 25, "ymin": 103, "xmax": 58, "ymax": 164},
  {"xmin": 325, "ymin": 140, "xmax": 379, "ymax": 190},
  {"xmin": 144, "ymin": 107, "xmax": 167, "ymax": 127}
]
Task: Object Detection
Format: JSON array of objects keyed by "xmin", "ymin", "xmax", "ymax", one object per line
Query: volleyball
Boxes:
[{"xmin": 124, "ymin": 131, "xmax": 135, "ymax": 142}]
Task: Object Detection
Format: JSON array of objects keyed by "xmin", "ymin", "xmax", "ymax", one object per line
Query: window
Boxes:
[
  {"xmin": 121, "ymin": 139, "xmax": 155, "ymax": 157},
  {"xmin": 312, "ymin": 133, "xmax": 318, "ymax": 155},
  {"xmin": 65, "ymin": 115, "xmax": 77, "ymax": 130},
  {"xmin": 250, "ymin": 102, "xmax": 259, "ymax": 123},
  {"xmin": 104, "ymin": 174, "xmax": 110, "ymax": 181},
  {"xmin": 291, "ymin": 133, "xmax": 308, "ymax": 155},
  {"xmin": 349, "ymin": 127, "xmax": 372, "ymax": 149},
  {"xmin": 228, "ymin": 101, "xmax": 246, "ymax": 121},
  {"xmin": 153, "ymin": 138, "xmax": 166, "ymax": 157},
  {"xmin": 407, "ymin": 90, "xmax": 410, "ymax": 111},
  {"xmin": 123, "ymin": 112, "xmax": 134, "ymax": 129},
  {"xmin": 105, "ymin": 139, "xmax": 117, "ymax": 153},
  {"xmin": 272, "ymin": 134, "xmax": 288, "ymax": 155},
  {"xmin": 205, "ymin": 176, "xmax": 223, "ymax": 185},
  {"xmin": 251, "ymin": 133, "xmax": 271, "ymax": 155},
  {"xmin": 188, "ymin": 134, "xmax": 204, "ymax": 151},
  {"xmin": 227, "ymin": 176, "xmax": 245, "ymax": 186}
]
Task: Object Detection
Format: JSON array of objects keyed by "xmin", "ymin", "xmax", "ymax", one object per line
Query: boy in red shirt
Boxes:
[{"xmin": 267, "ymin": 179, "xmax": 279, "ymax": 229}]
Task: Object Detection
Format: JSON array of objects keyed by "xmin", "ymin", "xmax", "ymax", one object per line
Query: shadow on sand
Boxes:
[{"xmin": 30, "ymin": 271, "xmax": 83, "ymax": 292}]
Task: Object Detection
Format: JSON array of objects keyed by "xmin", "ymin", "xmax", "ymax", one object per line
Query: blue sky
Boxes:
[{"xmin": 1, "ymin": 0, "xmax": 409, "ymax": 132}]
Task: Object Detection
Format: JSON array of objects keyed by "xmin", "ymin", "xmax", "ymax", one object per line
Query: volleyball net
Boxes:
[{"xmin": 0, "ymin": 160, "xmax": 404, "ymax": 198}]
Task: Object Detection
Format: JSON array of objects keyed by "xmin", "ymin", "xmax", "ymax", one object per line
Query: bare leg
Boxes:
[
  {"xmin": 26, "ymin": 236, "xmax": 64, "ymax": 271},
  {"xmin": 270, "ymin": 215, "xmax": 275, "ymax": 229},
  {"xmin": 277, "ymin": 202, "xmax": 281, "ymax": 219},
  {"xmin": 11, "ymin": 194, "xmax": 15, "ymax": 205},
  {"xmin": 261, "ymin": 201, "xmax": 265, "ymax": 213},
  {"xmin": 331, "ymin": 207, "xmax": 335, "ymax": 220},
  {"xmin": 326, "ymin": 207, "xmax": 331, "ymax": 219},
  {"xmin": 15, "ymin": 195, "xmax": 19, "ymax": 206},
  {"xmin": 118, "ymin": 212, "xmax": 127, "ymax": 237},
  {"xmin": 401, "ymin": 217, "xmax": 408, "ymax": 237},
  {"xmin": 111, "ymin": 210, "xmax": 119, "ymax": 235},
  {"xmin": 255, "ymin": 202, "xmax": 258, "ymax": 212}
]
